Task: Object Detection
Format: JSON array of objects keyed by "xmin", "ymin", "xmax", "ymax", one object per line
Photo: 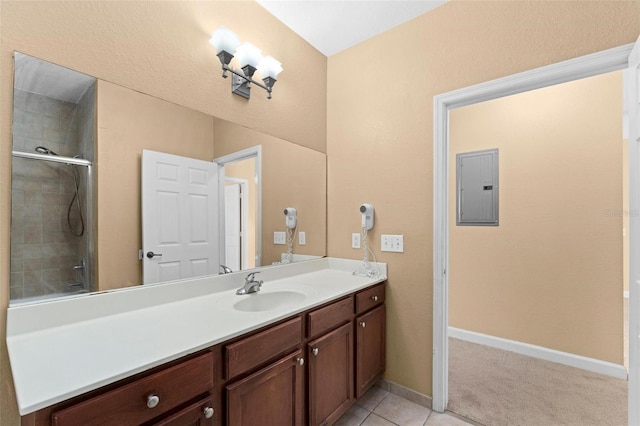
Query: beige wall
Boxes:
[
  {"xmin": 327, "ymin": 1, "xmax": 639, "ymax": 397},
  {"xmin": 449, "ymin": 71, "xmax": 623, "ymax": 363},
  {"xmin": 214, "ymin": 119, "xmax": 327, "ymax": 265},
  {"xmin": 1, "ymin": 2, "xmax": 326, "ymax": 423},
  {"xmin": 96, "ymin": 80, "xmax": 215, "ymax": 290}
]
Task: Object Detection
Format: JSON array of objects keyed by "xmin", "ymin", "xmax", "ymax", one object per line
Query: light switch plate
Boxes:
[
  {"xmin": 274, "ymin": 231, "xmax": 286, "ymax": 245},
  {"xmin": 352, "ymin": 233, "xmax": 361, "ymax": 249},
  {"xmin": 299, "ymin": 231, "xmax": 306, "ymax": 245},
  {"xmin": 381, "ymin": 234, "xmax": 404, "ymax": 252}
]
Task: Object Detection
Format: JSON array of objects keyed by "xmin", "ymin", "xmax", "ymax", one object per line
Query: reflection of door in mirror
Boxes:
[
  {"xmin": 216, "ymin": 147, "xmax": 261, "ymax": 271},
  {"xmin": 224, "ymin": 159, "xmax": 257, "ymax": 271},
  {"xmin": 10, "ymin": 53, "xmax": 96, "ymax": 303},
  {"xmin": 141, "ymin": 150, "xmax": 220, "ymax": 284},
  {"xmin": 224, "ymin": 179, "xmax": 245, "ymax": 271}
]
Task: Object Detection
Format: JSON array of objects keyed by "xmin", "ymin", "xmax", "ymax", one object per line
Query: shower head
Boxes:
[{"xmin": 35, "ymin": 146, "xmax": 58, "ymax": 156}]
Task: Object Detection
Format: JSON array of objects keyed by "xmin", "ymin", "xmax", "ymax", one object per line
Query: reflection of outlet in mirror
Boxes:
[
  {"xmin": 274, "ymin": 231, "xmax": 286, "ymax": 245},
  {"xmin": 352, "ymin": 233, "xmax": 361, "ymax": 249},
  {"xmin": 299, "ymin": 232, "xmax": 306, "ymax": 245},
  {"xmin": 381, "ymin": 234, "xmax": 404, "ymax": 252}
]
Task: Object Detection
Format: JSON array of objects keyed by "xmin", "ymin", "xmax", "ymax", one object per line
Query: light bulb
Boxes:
[
  {"xmin": 235, "ymin": 42, "xmax": 263, "ymax": 69},
  {"xmin": 209, "ymin": 26, "xmax": 241, "ymax": 55},
  {"xmin": 258, "ymin": 56, "xmax": 283, "ymax": 80}
]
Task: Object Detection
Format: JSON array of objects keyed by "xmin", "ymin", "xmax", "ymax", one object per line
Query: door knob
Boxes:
[
  {"xmin": 360, "ymin": 321, "xmax": 366, "ymax": 328},
  {"xmin": 296, "ymin": 357, "xmax": 305, "ymax": 366},
  {"xmin": 312, "ymin": 348, "xmax": 319, "ymax": 356},
  {"xmin": 146, "ymin": 251, "xmax": 163, "ymax": 259}
]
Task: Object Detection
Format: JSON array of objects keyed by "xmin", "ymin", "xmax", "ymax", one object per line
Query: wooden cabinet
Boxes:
[
  {"xmin": 356, "ymin": 305, "xmax": 386, "ymax": 398},
  {"xmin": 24, "ymin": 282, "xmax": 386, "ymax": 426},
  {"xmin": 48, "ymin": 352, "xmax": 214, "ymax": 426},
  {"xmin": 151, "ymin": 396, "xmax": 216, "ymax": 426},
  {"xmin": 308, "ymin": 322, "xmax": 354, "ymax": 426},
  {"xmin": 226, "ymin": 351, "xmax": 305, "ymax": 426},
  {"xmin": 225, "ymin": 317, "xmax": 302, "ymax": 380},
  {"xmin": 355, "ymin": 283, "xmax": 386, "ymax": 398}
]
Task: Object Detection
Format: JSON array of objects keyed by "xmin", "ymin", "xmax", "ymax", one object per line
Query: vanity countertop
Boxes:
[{"xmin": 6, "ymin": 257, "xmax": 387, "ymax": 415}]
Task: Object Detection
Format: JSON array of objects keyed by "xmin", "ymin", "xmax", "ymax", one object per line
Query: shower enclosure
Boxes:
[{"xmin": 10, "ymin": 52, "xmax": 96, "ymax": 302}]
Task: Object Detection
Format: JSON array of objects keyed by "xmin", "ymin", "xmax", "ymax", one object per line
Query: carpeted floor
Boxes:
[{"xmin": 448, "ymin": 338, "xmax": 628, "ymax": 426}]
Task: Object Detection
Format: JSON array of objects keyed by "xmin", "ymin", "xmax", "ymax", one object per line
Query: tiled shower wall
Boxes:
[{"xmin": 10, "ymin": 86, "xmax": 95, "ymax": 300}]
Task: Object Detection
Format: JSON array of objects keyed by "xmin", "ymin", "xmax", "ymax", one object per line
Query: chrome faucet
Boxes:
[
  {"xmin": 236, "ymin": 272, "xmax": 263, "ymax": 295},
  {"xmin": 219, "ymin": 265, "xmax": 233, "ymax": 275}
]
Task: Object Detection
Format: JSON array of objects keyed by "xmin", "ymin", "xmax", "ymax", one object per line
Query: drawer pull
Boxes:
[
  {"xmin": 296, "ymin": 357, "xmax": 305, "ymax": 366},
  {"xmin": 312, "ymin": 347, "xmax": 319, "ymax": 356},
  {"xmin": 371, "ymin": 295, "xmax": 378, "ymax": 302},
  {"xmin": 360, "ymin": 321, "xmax": 366, "ymax": 328},
  {"xmin": 203, "ymin": 406, "xmax": 214, "ymax": 419},
  {"xmin": 146, "ymin": 394, "xmax": 160, "ymax": 409}
]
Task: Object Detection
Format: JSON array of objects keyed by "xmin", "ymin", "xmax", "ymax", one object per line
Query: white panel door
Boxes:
[
  {"xmin": 627, "ymin": 35, "xmax": 640, "ymax": 426},
  {"xmin": 224, "ymin": 183, "xmax": 241, "ymax": 271},
  {"xmin": 142, "ymin": 150, "xmax": 219, "ymax": 284}
]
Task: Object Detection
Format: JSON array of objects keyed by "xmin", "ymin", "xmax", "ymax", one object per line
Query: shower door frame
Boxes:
[{"xmin": 10, "ymin": 150, "xmax": 94, "ymax": 298}]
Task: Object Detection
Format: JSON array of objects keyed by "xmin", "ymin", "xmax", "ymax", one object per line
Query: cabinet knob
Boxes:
[
  {"xmin": 371, "ymin": 295, "xmax": 378, "ymax": 302},
  {"xmin": 296, "ymin": 357, "xmax": 305, "ymax": 366},
  {"xmin": 203, "ymin": 406, "xmax": 214, "ymax": 419},
  {"xmin": 146, "ymin": 394, "xmax": 160, "ymax": 409},
  {"xmin": 360, "ymin": 321, "xmax": 366, "ymax": 328},
  {"xmin": 312, "ymin": 347, "xmax": 319, "ymax": 356}
]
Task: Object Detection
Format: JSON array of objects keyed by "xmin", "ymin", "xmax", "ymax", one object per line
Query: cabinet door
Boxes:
[
  {"xmin": 308, "ymin": 322, "xmax": 354, "ymax": 426},
  {"xmin": 226, "ymin": 350, "xmax": 304, "ymax": 426},
  {"xmin": 356, "ymin": 305, "xmax": 386, "ymax": 398},
  {"xmin": 151, "ymin": 396, "xmax": 215, "ymax": 426}
]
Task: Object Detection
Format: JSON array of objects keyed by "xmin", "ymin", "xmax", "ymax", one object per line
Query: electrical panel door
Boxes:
[{"xmin": 456, "ymin": 149, "xmax": 499, "ymax": 226}]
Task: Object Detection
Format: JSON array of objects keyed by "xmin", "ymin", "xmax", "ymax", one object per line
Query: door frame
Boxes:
[
  {"xmin": 214, "ymin": 145, "xmax": 262, "ymax": 268},
  {"xmin": 224, "ymin": 177, "xmax": 249, "ymax": 270},
  {"xmin": 432, "ymin": 42, "xmax": 637, "ymax": 419}
]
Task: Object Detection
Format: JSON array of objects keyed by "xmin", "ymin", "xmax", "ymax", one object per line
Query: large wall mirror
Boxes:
[{"xmin": 9, "ymin": 53, "xmax": 327, "ymax": 304}]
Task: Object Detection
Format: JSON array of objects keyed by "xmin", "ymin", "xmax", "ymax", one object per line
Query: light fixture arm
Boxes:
[{"xmin": 220, "ymin": 63, "xmax": 274, "ymax": 99}]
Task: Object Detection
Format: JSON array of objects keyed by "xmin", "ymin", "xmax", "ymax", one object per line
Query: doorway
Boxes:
[
  {"xmin": 432, "ymin": 41, "xmax": 639, "ymax": 424},
  {"xmin": 215, "ymin": 146, "xmax": 262, "ymax": 271},
  {"xmin": 446, "ymin": 70, "xmax": 627, "ymax": 425}
]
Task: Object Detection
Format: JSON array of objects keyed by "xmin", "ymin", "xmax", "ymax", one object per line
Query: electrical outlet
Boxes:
[
  {"xmin": 299, "ymin": 231, "xmax": 306, "ymax": 245},
  {"xmin": 381, "ymin": 234, "xmax": 404, "ymax": 252},
  {"xmin": 352, "ymin": 233, "xmax": 361, "ymax": 249},
  {"xmin": 274, "ymin": 231, "xmax": 286, "ymax": 245}
]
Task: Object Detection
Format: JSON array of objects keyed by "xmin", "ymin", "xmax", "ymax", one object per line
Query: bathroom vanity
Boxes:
[{"xmin": 8, "ymin": 258, "xmax": 386, "ymax": 426}]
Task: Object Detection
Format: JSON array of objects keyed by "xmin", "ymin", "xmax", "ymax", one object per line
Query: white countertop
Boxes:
[{"xmin": 6, "ymin": 257, "xmax": 387, "ymax": 415}]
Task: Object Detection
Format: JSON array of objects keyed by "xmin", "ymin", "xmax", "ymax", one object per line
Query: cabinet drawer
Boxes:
[
  {"xmin": 307, "ymin": 296, "xmax": 353, "ymax": 339},
  {"xmin": 355, "ymin": 284, "xmax": 385, "ymax": 314},
  {"xmin": 226, "ymin": 316, "xmax": 302, "ymax": 380},
  {"xmin": 152, "ymin": 395, "xmax": 215, "ymax": 426},
  {"xmin": 51, "ymin": 352, "xmax": 213, "ymax": 426}
]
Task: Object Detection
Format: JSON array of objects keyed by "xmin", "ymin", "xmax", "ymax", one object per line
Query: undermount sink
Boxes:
[{"xmin": 231, "ymin": 290, "xmax": 307, "ymax": 312}]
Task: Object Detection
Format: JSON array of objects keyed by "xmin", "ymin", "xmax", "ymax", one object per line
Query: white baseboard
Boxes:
[{"xmin": 449, "ymin": 327, "xmax": 628, "ymax": 380}]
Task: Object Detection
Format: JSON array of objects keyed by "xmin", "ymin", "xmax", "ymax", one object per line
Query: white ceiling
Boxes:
[{"xmin": 256, "ymin": 0, "xmax": 448, "ymax": 57}]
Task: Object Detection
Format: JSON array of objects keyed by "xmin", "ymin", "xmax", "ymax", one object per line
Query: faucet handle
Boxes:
[{"xmin": 245, "ymin": 271, "xmax": 261, "ymax": 282}]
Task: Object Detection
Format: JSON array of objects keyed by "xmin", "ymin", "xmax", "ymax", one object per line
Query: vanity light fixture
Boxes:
[{"xmin": 209, "ymin": 26, "xmax": 283, "ymax": 100}]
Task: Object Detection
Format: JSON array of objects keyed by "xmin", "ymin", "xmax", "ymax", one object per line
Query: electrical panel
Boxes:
[{"xmin": 456, "ymin": 148, "xmax": 499, "ymax": 226}]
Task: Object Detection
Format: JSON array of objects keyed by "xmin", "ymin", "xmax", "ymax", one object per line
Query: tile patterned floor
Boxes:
[{"xmin": 336, "ymin": 386, "xmax": 474, "ymax": 426}]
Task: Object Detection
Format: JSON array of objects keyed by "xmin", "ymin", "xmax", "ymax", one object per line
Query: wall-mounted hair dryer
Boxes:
[
  {"xmin": 284, "ymin": 207, "xmax": 297, "ymax": 229},
  {"xmin": 360, "ymin": 203, "xmax": 374, "ymax": 231}
]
